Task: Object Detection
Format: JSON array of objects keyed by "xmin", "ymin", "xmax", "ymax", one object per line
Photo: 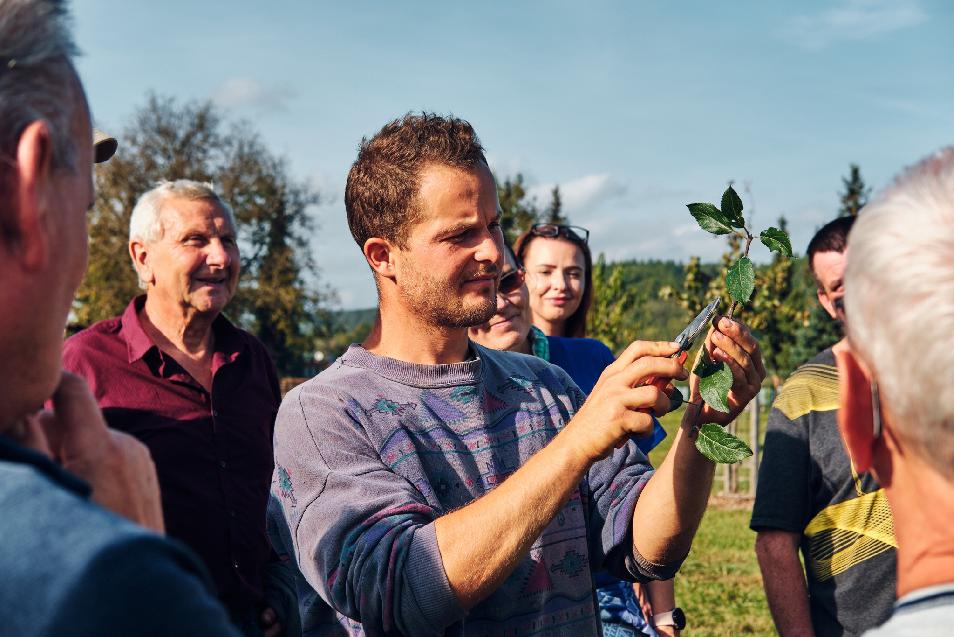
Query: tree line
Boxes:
[{"xmin": 79, "ymin": 95, "xmax": 868, "ymax": 383}]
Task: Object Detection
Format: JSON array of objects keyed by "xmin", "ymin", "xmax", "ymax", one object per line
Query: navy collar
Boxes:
[{"xmin": 0, "ymin": 434, "xmax": 91, "ymax": 497}]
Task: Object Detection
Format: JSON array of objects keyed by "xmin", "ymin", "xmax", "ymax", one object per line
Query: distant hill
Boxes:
[{"xmin": 332, "ymin": 307, "xmax": 378, "ymax": 331}]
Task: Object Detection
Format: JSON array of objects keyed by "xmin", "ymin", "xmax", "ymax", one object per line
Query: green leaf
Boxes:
[
  {"xmin": 759, "ymin": 227, "xmax": 793, "ymax": 257},
  {"xmin": 693, "ymin": 350, "xmax": 733, "ymax": 413},
  {"xmin": 720, "ymin": 186, "xmax": 745, "ymax": 228},
  {"xmin": 726, "ymin": 257, "xmax": 755, "ymax": 304},
  {"xmin": 695, "ymin": 424, "xmax": 753, "ymax": 464},
  {"xmin": 687, "ymin": 203, "xmax": 734, "ymax": 235}
]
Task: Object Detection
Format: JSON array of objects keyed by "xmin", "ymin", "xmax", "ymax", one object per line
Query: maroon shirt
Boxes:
[{"xmin": 63, "ymin": 296, "xmax": 281, "ymax": 616}]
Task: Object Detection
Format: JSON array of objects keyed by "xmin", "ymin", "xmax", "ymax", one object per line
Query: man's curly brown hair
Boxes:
[{"xmin": 345, "ymin": 112, "xmax": 488, "ymax": 249}]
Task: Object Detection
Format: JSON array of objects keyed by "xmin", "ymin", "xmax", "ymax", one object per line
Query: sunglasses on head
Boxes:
[
  {"xmin": 497, "ymin": 267, "xmax": 525, "ymax": 295},
  {"xmin": 530, "ymin": 223, "xmax": 589, "ymax": 245}
]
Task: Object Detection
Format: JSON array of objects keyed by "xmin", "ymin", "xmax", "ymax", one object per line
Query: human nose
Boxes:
[
  {"xmin": 495, "ymin": 292, "xmax": 508, "ymax": 311},
  {"xmin": 477, "ymin": 229, "xmax": 502, "ymax": 269},
  {"xmin": 206, "ymin": 239, "xmax": 232, "ymax": 269}
]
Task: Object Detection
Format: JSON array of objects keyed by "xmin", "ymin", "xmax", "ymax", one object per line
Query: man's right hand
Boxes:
[
  {"xmin": 565, "ymin": 341, "xmax": 688, "ymax": 463},
  {"xmin": 36, "ymin": 372, "xmax": 165, "ymax": 533}
]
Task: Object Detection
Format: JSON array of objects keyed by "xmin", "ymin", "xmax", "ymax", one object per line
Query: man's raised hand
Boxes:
[
  {"xmin": 691, "ymin": 316, "xmax": 766, "ymax": 426},
  {"xmin": 40, "ymin": 372, "xmax": 166, "ymax": 533},
  {"xmin": 567, "ymin": 341, "xmax": 689, "ymax": 463}
]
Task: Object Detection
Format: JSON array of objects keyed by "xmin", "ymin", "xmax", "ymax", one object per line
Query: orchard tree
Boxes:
[
  {"xmin": 588, "ymin": 254, "xmax": 639, "ymax": 352},
  {"xmin": 839, "ymin": 164, "xmax": 870, "ymax": 218},
  {"xmin": 77, "ymin": 94, "xmax": 332, "ymax": 376},
  {"xmin": 747, "ymin": 217, "xmax": 809, "ymax": 387},
  {"xmin": 496, "ymin": 173, "xmax": 540, "ymax": 243},
  {"xmin": 658, "ymin": 256, "xmax": 712, "ymax": 323},
  {"xmin": 544, "ymin": 185, "xmax": 567, "ymax": 225}
]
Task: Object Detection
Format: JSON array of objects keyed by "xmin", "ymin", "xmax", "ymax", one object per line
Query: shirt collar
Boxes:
[
  {"xmin": 121, "ymin": 295, "xmax": 155, "ymax": 364},
  {"xmin": 0, "ymin": 434, "xmax": 92, "ymax": 497},
  {"xmin": 120, "ymin": 295, "xmax": 246, "ymax": 366},
  {"xmin": 528, "ymin": 325, "xmax": 550, "ymax": 361}
]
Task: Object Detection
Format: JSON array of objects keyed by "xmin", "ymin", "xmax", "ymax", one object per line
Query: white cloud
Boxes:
[
  {"xmin": 212, "ymin": 77, "xmax": 298, "ymax": 113},
  {"xmin": 783, "ymin": 0, "xmax": 926, "ymax": 50},
  {"xmin": 528, "ymin": 173, "xmax": 627, "ymax": 216}
]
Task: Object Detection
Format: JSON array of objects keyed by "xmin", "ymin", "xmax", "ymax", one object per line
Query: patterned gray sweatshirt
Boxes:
[{"xmin": 271, "ymin": 343, "xmax": 662, "ymax": 636}]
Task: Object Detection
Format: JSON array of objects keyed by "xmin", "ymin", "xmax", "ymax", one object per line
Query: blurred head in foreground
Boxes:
[{"xmin": 837, "ymin": 146, "xmax": 954, "ymax": 598}]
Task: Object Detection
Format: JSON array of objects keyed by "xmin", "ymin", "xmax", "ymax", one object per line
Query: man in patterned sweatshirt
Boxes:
[{"xmin": 271, "ymin": 113, "xmax": 766, "ymax": 636}]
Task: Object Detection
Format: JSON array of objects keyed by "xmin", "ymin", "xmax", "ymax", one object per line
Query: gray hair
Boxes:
[
  {"xmin": 844, "ymin": 146, "xmax": 954, "ymax": 480},
  {"xmin": 129, "ymin": 179, "xmax": 237, "ymax": 286},
  {"xmin": 0, "ymin": 0, "xmax": 81, "ymax": 242}
]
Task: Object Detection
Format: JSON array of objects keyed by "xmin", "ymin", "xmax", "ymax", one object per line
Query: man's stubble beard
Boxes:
[{"xmin": 402, "ymin": 261, "xmax": 497, "ymax": 329}]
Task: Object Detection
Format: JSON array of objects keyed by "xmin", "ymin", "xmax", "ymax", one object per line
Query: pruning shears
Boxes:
[{"xmin": 646, "ymin": 297, "xmax": 721, "ymax": 397}]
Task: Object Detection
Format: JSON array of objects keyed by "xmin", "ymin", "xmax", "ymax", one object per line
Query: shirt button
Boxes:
[
  {"xmin": 212, "ymin": 409, "xmax": 219, "ymax": 418},
  {"xmin": 219, "ymin": 460, "xmax": 227, "ymax": 469},
  {"xmin": 232, "ymin": 560, "xmax": 240, "ymax": 569},
  {"xmin": 229, "ymin": 510, "xmax": 236, "ymax": 518}
]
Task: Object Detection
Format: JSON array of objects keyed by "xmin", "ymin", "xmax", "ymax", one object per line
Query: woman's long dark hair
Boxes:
[{"xmin": 513, "ymin": 229, "xmax": 593, "ymax": 338}]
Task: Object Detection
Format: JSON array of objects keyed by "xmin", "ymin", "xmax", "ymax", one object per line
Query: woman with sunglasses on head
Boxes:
[
  {"xmin": 469, "ymin": 240, "xmax": 680, "ymax": 637},
  {"xmin": 514, "ymin": 223, "xmax": 592, "ymax": 339}
]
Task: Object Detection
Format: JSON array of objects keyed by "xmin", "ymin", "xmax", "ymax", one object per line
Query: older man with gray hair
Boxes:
[
  {"xmin": 64, "ymin": 178, "xmax": 294, "ymax": 636},
  {"xmin": 0, "ymin": 0, "xmax": 241, "ymax": 635},
  {"xmin": 835, "ymin": 147, "xmax": 954, "ymax": 635}
]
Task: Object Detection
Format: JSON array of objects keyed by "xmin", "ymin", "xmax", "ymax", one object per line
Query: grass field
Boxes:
[{"xmin": 644, "ymin": 410, "xmax": 774, "ymax": 636}]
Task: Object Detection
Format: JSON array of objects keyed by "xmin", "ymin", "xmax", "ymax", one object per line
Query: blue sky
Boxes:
[{"xmin": 74, "ymin": 0, "xmax": 954, "ymax": 308}]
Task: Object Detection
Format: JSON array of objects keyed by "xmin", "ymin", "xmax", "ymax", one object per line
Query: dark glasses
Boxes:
[
  {"xmin": 530, "ymin": 223, "xmax": 589, "ymax": 245},
  {"xmin": 497, "ymin": 268, "xmax": 525, "ymax": 295}
]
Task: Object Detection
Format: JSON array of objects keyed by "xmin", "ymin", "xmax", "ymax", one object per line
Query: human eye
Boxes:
[{"xmin": 183, "ymin": 235, "xmax": 205, "ymax": 246}]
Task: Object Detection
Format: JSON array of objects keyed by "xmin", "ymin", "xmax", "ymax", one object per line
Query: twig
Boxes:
[{"xmin": 726, "ymin": 229, "xmax": 754, "ymax": 319}]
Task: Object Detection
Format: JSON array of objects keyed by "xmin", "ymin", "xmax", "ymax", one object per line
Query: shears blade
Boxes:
[{"xmin": 674, "ymin": 298, "xmax": 721, "ymax": 353}]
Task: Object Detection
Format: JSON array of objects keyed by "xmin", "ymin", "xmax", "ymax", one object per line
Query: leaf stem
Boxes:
[{"xmin": 727, "ymin": 228, "xmax": 754, "ymax": 319}]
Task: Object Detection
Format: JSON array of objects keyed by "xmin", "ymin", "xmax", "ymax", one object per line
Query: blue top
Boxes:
[
  {"xmin": 543, "ymin": 332, "xmax": 668, "ymax": 455},
  {"xmin": 0, "ymin": 435, "xmax": 239, "ymax": 637}
]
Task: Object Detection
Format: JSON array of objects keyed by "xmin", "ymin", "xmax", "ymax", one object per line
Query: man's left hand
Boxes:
[{"xmin": 690, "ymin": 316, "xmax": 766, "ymax": 426}]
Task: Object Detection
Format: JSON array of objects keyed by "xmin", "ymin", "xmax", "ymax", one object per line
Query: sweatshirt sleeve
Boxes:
[
  {"xmin": 272, "ymin": 381, "xmax": 465, "ymax": 637},
  {"xmin": 551, "ymin": 363, "xmax": 674, "ymax": 583}
]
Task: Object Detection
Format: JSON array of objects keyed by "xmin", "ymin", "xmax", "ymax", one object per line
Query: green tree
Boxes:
[
  {"xmin": 658, "ymin": 256, "xmax": 713, "ymax": 322},
  {"xmin": 746, "ymin": 217, "xmax": 808, "ymax": 387},
  {"xmin": 544, "ymin": 186, "xmax": 567, "ymax": 224},
  {"xmin": 75, "ymin": 94, "xmax": 331, "ymax": 376},
  {"xmin": 839, "ymin": 164, "xmax": 870, "ymax": 218},
  {"xmin": 496, "ymin": 173, "xmax": 540, "ymax": 243},
  {"xmin": 588, "ymin": 254, "xmax": 639, "ymax": 352}
]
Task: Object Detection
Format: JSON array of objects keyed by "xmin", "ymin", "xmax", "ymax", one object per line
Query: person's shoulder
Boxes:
[
  {"xmin": 0, "ymin": 460, "xmax": 233, "ymax": 636},
  {"xmin": 45, "ymin": 532, "xmax": 235, "ymax": 637},
  {"xmin": 64, "ymin": 315, "xmax": 123, "ymax": 351},
  {"xmin": 773, "ymin": 347, "xmax": 839, "ymax": 421},
  {"xmin": 549, "ymin": 335, "xmax": 614, "ymax": 358},
  {"xmin": 475, "ymin": 344, "xmax": 580, "ymax": 394},
  {"xmin": 277, "ymin": 355, "xmax": 369, "ymax": 413}
]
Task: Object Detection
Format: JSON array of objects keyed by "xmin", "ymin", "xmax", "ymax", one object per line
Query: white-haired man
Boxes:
[
  {"xmin": 836, "ymin": 147, "xmax": 954, "ymax": 635},
  {"xmin": 0, "ymin": 0, "xmax": 240, "ymax": 635},
  {"xmin": 64, "ymin": 180, "xmax": 293, "ymax": 636}
]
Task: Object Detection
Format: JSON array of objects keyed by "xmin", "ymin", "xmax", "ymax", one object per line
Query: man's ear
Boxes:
[
  {"xmin": 12, "ymin": 120, "xmax": 55, "ymax": 271},
  {"xmin": 129, "ymin": 239, "xmax": 153, "ymax": 287},
  {"xmin": 835, "ymin": 346, "xmax": 875, "ymax": 473},
  {"xmin": 363, "ymin": 237, "xmax": 396, "ymax": 281},
  {"xmin": 817, "ymin": 288, "xmax": 838, "ymax": 320}
]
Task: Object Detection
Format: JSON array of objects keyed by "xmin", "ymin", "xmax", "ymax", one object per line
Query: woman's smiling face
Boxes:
[{"xmin": 521, "ymin": 236, "xmax": 586, "ymax": 334}]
